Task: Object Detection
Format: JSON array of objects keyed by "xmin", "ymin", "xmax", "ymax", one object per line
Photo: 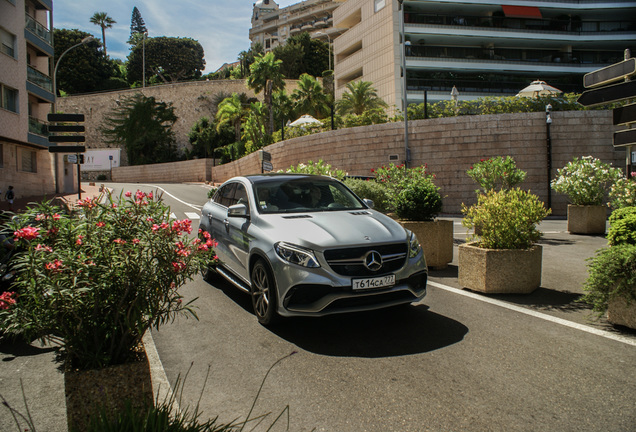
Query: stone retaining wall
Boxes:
[{"xmin": 112, "ymin": 110, "xmax": 625, "ymax": 217}]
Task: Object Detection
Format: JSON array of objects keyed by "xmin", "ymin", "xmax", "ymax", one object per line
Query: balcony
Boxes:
[
  {"xmin": 25, "ymin": 14, "xmax": 51, "ymax": 44},
  {"xmin": 28, "ymin": 116, "xmax": 49, "ymax": 137},
  {"xmin": 27, "ymin": 65, "xmax": 52, "ymax": 92}
]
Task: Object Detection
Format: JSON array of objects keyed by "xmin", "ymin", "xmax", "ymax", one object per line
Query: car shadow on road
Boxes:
[{"xmin": 270, "ymin": 305, "xmax": 468, "ymax": 358}]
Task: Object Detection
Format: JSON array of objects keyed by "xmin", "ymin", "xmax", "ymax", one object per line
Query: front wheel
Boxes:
[{"xmin": 250, "ymin": 259, "xmax": 279, "ymax": 326}]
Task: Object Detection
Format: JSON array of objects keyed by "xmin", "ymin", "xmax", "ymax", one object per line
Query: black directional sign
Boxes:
[
  {"xmin": 48, "ymin": 135, "xmax": 86, "ymax": 143},
  {"xmin": 614, "ymin": 129, "xmax": 636, "ymax": 147},
  {"xmin": 48, "ymin": 145, "xmax": 86, "ymax": 153},
  {"xmin": 48, "ymin": 124, "xmax": 85, "ymax": 133},
  {"xmin": 577, "ymin": 80, "xmax": 636, "ymax": 107},
  {"xmin": 584, "ymin": 58, "xmax": 636, "ymax": 88},
  {"xmin": 47, "ymin": 113, "xmax": 85, "ymax": 122},
  {"xmin": 613, "ymin": 103, "xmax": 636, "ymax": 126}
]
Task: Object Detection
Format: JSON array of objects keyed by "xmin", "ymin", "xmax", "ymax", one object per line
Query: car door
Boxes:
[
  {"xmin": 208, "ymin": 182, "xmax": 236, "ymax": 272},
  {"xmin": 224, "ymin": 182, "xmax": 251, "ymax": 282}
]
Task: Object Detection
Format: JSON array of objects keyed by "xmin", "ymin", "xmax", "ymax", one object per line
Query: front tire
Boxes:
[{"xmin": 250, "ymin": 259, "xmax": 279, "ymax": 326}]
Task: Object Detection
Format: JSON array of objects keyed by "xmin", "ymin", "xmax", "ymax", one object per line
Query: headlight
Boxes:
[
  {"xmin": 409, "ymin": 231, "xmax": 421, "ymax": 258},
  {"xmin": 275, "ymin": 242, "xmax": 320, "ymax": 268}
]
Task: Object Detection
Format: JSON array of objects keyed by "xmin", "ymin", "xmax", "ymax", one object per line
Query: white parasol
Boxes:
[
  {"xmin": 288, "ymin": 114, "xmax": 322, "ymax": 127},
  {"xmin": 516, "ymin": 80, "xmax": 563, "ymax": 98}
]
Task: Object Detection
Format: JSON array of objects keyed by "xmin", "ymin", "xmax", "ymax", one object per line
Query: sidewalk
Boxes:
[{"xmin": 0, "ymin": 183, "xmax": 105, "ymax": 215}]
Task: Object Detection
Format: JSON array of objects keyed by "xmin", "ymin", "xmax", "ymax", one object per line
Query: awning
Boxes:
[{"xmin": 501, "ymin": 5, "xmax": 542, "ymax": 19}]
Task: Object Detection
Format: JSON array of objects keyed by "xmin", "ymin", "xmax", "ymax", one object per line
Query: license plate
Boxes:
[{"xmin": 352, "ymin": 274, "xmax": 396, "ymax": 290}]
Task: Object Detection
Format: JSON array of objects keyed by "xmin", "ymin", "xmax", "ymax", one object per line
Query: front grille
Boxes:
[{"xmin": 324, "ymin": 243, "xmax": 407, "ymax": 277}]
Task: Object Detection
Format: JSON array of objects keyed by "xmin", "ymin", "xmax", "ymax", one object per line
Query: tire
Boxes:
[{"xmin": 250, "ymin": 259, "xmax": 279, "ymax": 326}]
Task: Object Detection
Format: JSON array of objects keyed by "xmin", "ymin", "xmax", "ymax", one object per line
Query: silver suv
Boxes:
[{"xmin": 199, "ymin": 174, "xmax": 428, "ymax": 325}]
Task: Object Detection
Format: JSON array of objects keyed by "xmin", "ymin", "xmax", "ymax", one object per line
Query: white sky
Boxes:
[{"xmin": 53, "ymin": 0, "xmax": 299, "ymax": 73}]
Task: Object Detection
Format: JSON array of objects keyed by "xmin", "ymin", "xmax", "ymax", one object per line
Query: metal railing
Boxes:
[
  {"xmin": 27, "ymin": 65, "xmax": 53, "ymax": 92},
  {"xmin": 405, "ymin": 78, "xmax": 581, "ymax": 96},
  {"xmin": 28, "ymin": 116, "xmax": 49, "ymax": 137},
  {"xmin": 25, "ymin": 14, "xmax": 51, "ymax": 44}
]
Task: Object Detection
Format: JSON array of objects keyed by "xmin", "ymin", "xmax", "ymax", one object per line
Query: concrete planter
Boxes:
[
  {"xmin": 65, "ymin": 343, "xmax": 153, "ymax": 431},
  {"xmin": 398, "ymin": 219, "xmax": 454, "ymax": 269},
  {"xmin": 607, "ymin": 296, "xmax": 636, "ymax": 330},
  {"xmin": 567, "ymin": 205, "xmax": 607, "ymax": 235},
  {"xmin": 458, "ymin": 242, "xmax": 542, "ymax": 294}
]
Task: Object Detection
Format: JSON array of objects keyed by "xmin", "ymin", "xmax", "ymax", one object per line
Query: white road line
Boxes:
[
  {"xmin": 141, "ymin": 184, "xmax": 202, "ymax": 211},
  {"xmin": 427, "ymin": 281, "xmax": 636, "ymax": 347},
  {"xmin": 184, "ymin": 212, "xmax": 200, "ymax": 220}
]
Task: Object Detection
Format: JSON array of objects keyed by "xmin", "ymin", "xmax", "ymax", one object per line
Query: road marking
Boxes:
[
  {"xmin": 185, "ymin": 212, "xmax": 200, "ymax": 220},
  {"xmin": 427, "ymin": 280, "xmax": 636, "ymax": 347},
  {"xmin": 141, "ymin": 184, "xmax": 202, "ymax": 211}
]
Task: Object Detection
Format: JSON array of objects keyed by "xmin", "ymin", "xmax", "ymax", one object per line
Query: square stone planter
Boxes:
[
  {"xmin": 567, "ymin": 204, "xmax": 607, "ymax": 235},
  {"xmin": 65, "ymin": 343, "xmax": 154, "ymax": 431},
  {"xmin": 458, "ymin": 242, "xmax": 542, "ymax": 294},
  {"xmin": 398, "ymin": 219, "xmax": 453, "ymax": 269},
  {"xmin": 607, "ymin": 296, "xmax": 636, "ymax": 330}
]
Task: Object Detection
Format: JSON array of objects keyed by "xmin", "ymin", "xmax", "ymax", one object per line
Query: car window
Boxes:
[
  {"xmin": 215, "ymin": 183, "xmax": 236, "ymax": 208},
  {"xmin": 233, "ymin": 183, "xmax": 249, "ymax": 210}
]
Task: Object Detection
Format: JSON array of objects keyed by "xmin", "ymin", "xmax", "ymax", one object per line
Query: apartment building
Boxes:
[
  {"xmin": 0, "ymin": 0, "xmax": 57, "ymax": 199},
  {"xmin": 250, "ymin": 0, "xmax": 345, "ymax": 52}
]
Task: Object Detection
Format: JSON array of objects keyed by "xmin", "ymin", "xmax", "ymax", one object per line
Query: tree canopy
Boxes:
[
  {"xmin": 89, "ymin": 12, "xmax": 116, "ymax": 56},
  {"xmin": 272, "ymin": 32, "xmax": 329, "ymax": 79},
  {"xmin": 336, "ymin": 81, "xmax": 388, "ymax": 116},
  {"xmin": 53, "ymin": 28, "xmax": 123, "ymax": 95},
  {"xmin": 127, "ymin": 37, "xmax": 205, "ymax": 84},
  {"xmin": 101, "ymin": 94, "xmax": 178, "ymax": 165}
]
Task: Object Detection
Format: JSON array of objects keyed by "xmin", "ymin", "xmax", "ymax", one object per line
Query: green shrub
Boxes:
[
  {"xmin": 395, "ymin": 178, "xmax": 442, "ymax": 221},
  {"xmin": 607, "ymin": 206, "xmax": 636, "ymax": 246},
  {"xmin": 583, "ymin": 244, "xmax": 636, "ymax": 315},
  {"xmin": 344, "ymin": 178, "xmax": 391, "ymax": 213},
  {"xmin": 97, "ymin": 174, "xmax": 108, "ymax": 181},
  {"xmin": 280, "ymin": 159, "xmax": 347, "ymax": 181},
  {"xmin": 207, "ymin": 186, "xmax": 218, "ymax": 200},
  {"xmin": 551, "ymin": 156, "xmax": 623, "ymax": 206},
  {"xmin": 609, "ymin": 175, "xmax": 636, "ymax": 209},
  {"xmin": 466, "ymin": 156, "xmax": 527, "ymax": 194},
  {"xmin": 461, "ymin": 188, "xmax": 550, "ymax": 249}
]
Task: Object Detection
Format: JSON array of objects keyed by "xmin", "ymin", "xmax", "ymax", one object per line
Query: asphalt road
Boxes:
[{"xmin": 4, "ymin": 182, "xmax": 631, "ymax": 432}]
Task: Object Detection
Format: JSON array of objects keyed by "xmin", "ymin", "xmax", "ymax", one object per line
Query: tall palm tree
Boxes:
[
  {"xmin": 216, "ymin": 93, "xmax": 249, "ymax": 143},
  {"xmin": 90, "ymin": 12, "xmax": 116, "ymax": 56},
  {"xmin": 336, "ymin": 80, "xmax": 388, "ymax": 116},
  {"xmin": 246, "ymin": 52, "xmax": 285, "ymax": 136},
  {"xmin": 291, "ymin": 73, "xmax": 329, "ymax": 119}
]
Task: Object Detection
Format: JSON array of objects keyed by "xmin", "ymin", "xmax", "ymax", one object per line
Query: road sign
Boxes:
[
  {"xmin": 584, "ymin": 58, "xmax": 636, "ymax": 88},
  {"xmin": 66, "ymin": 154, "xmax": 78, "ymax": 164},
  {"xmin": 48, "ymin": 145, "xmax": 86, "ymax": 153},
  {"xmin": 577, "ymin": 80, "xmax": 636, "ymax": 107},
  {"xmin": 48, "ymin": 135, "xmax": 86, "ymax": 143},
  {"xmin": 262, "ymin": 161, "xmax": 273, "ymax": 172},
  {"xmin": 47, "ymin": 113, "xmax": 85, "ymax": 122},
  {"xmin": 48, "ymin": 125, "xmax": 85, "ymax": 133},
  {"xmin": 614, "ymin": 129, "xmax": 636, "ymax": 147},
  {"xmin": 613, "ymin": 103, "xmax": 636, "ymax": 126}
]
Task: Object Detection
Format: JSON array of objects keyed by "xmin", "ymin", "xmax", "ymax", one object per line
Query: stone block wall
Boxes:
[{"xmin": 113, "ymin": 159, "xmax": 214, "ymax": 183}]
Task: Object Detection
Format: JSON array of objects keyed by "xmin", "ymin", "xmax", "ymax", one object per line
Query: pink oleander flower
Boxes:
[
  {"xmin": 125, "ymin": 191, "xmax": 132, "ymax": 197},
  {"xmin": 96, "ymin": 221, "xmax": 106, "ymax": 228},
  {"xmin": 113, "ymin": 238, "xmax": 127, "ymax": 244},
  {"xmin": 45, "ymin": 259, "xmax": 63, "ymax": 271},
  {"xmin": 14, "ymin": 226, "xmax": 40, "ymax": 241},
  {"xmin": 35, "ymin": 244, "xmax": 53, "ymax": 253},
  {"xmin": 136, "ymin": 190, "xmax": 146, "ymax": 201},
  {"xmin": 76, "ymin": 235, "xmax": 84, "ymax": 245},
  {"xmin": 0, "ymin": 291, "xmax": 17, "ymax": 310},
  {"xmin": 172, "ymin": 261, "xmax": 186, "ymax": 272},
  {"xmin": 132, "ymin": 238, "xmax": 140, "ymax": 244}
]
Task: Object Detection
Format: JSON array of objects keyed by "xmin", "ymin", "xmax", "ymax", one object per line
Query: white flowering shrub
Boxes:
[
  {"xmin": 551, "ymin": 156, "xmax": 623, "ymax": 206},
  {"xmin": 609, "ymin": 173, "xmax": 636, "ymax": 209}
]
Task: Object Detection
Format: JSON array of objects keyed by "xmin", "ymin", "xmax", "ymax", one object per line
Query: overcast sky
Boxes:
[{"xmin": 53, "ymin": 0, "xmax": 298, "ymax": 73}]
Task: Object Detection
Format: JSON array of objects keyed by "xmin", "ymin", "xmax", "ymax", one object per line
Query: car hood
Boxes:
[{"xmin": 257, "ymin": 210, "xmax": 408, "ymax": 250}]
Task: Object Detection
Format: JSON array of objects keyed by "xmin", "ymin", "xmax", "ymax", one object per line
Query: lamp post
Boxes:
[
  {"xmin": 451, "ymin": 85, "xmax": 459, "ymax": 114},
  {"xmin": 142, "ymin": 31, "xmax": 147, "ymax": 88},
  {"xmin": 398, "ymin": 0, "xmax": 410, "ymax": 167},
  {"xmin": 546, "ymin": 104, "xmax": 553, "ymax": 210},
  {"xmin": 53, "ymin": 36, "xmax": 94, "ymax": 101}
]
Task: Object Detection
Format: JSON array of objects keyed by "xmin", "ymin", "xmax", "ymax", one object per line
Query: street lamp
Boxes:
[
  {"xmin": 546, "ymin": 104, "xmax": 553, "ymax": 210},
  {"xmin": 53, "ymin": 36, "xmax": 94, "ymax": 101},
  {"xmin": 314, "ymin": 31, "xmax": 332, "ymax": 71},
  {"xmin": 451, "ymin": 85, "xmax": 459, "ymax": 113}
]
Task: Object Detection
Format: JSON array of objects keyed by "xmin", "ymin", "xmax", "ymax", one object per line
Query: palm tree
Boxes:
[
  {"xmin": 246, "ymin": 52, "xmax": 285, "ymax": 136},
  {"xmin": 90, "ymin": 12, "xmax": 116, "ymax": 56},
  {"xmin": 336, "ymin": 80, "xmax": 388, "ymax": 116},
  {"xmin": 216, "ymin": 93, "xmax": 249, "ymax": 143},
  {"xmin": 291, "ymin": 73, "xmax": 329, "ymax": 119}
]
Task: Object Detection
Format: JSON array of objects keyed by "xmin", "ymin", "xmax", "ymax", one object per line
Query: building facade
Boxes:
[
  {"xmin": 0, "ymin": 0, "xmax": 57, "ymax": 200},
  {"xmin": 252, "ymin": 0, "xmax": 636, "ymax": 107}
]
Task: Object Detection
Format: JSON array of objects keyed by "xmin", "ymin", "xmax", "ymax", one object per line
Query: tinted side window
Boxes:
[
  {"xmin": 233, "ymin": 183, "xmax": 248, "ymax": 208},
  {"xmin": 214, "ymin": 183, "xmax": 236, "ymax": 207}
]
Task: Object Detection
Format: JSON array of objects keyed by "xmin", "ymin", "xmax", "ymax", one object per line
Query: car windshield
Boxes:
[{"xmin": 254, "ymin": 178, "xmax": 366, "ymax": 214}]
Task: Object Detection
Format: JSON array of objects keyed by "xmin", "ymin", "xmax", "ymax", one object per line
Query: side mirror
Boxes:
[
  {"xmin": 363, "ymin": 198, "xmax": 374, "ymax": 209},
  {"xmin": 228, "ymin": 203, "xmax": 249, "ymax": 218}
]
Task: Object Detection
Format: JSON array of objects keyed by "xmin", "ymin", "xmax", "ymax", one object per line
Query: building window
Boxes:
[
  {"xmin": 374, "ymin": 0, "xmax": 386, "ymax": 13},
  {"xmin": 0, "ymin": 143, "xmax": 3, "ymax": 168},
  {"xmin": 0, "ymin": 84, "xmax": 18, "ymax": 113},
  {"xmin": 0, "ymin": 27, "xmax": 16, "ymax": 58},
  {"xmin": 20, "ymin": 148, "xmax": 37, "ymax": 173}
]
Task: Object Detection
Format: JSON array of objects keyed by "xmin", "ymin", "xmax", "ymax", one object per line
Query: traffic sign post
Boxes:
[
  {"xmin": 583, "ymin": 57, "xmax": 636, "ymax": 88},
  {"xmin": 48, "ymin": 113, "xmax": 86, "ymax": 200},
  {"xmin": 577, "ymin": 80, "xmax": 636, "ymax": 107}
]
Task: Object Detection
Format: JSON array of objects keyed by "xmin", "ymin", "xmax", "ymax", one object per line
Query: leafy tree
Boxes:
[
  {"xmin": 272, "ymin": 32, "xmax": 329, "ymax": 79},
  {"xmin": 273, "ymin": 89, "xmax": 295, "ymax": 133},
  {"xmin": 53, "ymin": 28, "xmax": 122, "ymax": 95},
  {"xmin": 336, "ymin": 81, "xmax": 388, "ymax": 116},
  {"xmin": 127, "ymin": 37, "xmax": 205, "ymax": 84},
  {"xmin": 243, "ymin": 101, "xmax": 269, "ymax": 153},
  {"xmin": 128, "ymin": 6, "xmax": 148, "ymax": 45},
  {"xmin": 187, "ymin": 117, "xmax": 234, "ymax": 160},
  {"xmin": 89, "ymin": 12, "xmax": 116, "ymax": 56},
  {"xmin": 237, "ymin": 43, "xmax": 264, "ymax": 78},
  {"xmin": 291, "ymin": 73, "xmax": 329, "ymax": 119},
  {"xmin": 247, "ymin": 52, "xmax": 285, "ymax": 136},
  {"xmin": 216, "ymin": 93, "xmax": 250, "ymax": 143},
  {"xmin": 101, "ymin": 94, "xmax": 178, "ymax": 165}
]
